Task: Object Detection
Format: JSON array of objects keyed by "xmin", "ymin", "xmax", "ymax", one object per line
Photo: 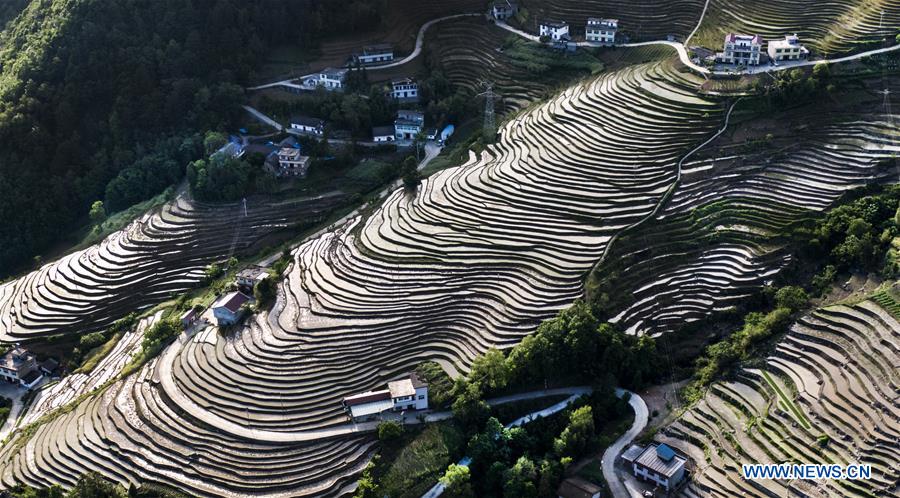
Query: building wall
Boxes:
[
  {"xmin": 632, "ymin": 463, "xmax": 672, "ymax": 490},
  {"xmin": 539, "ymin": 25, "xmax": 569, "ymax": 40},
  {"xmin": 213, "ymin": 308, "xmax": 240, "ymax": 326},
  {"xmin": 414, "ymin": 386, "xmax": 428, "ymax": 410}
]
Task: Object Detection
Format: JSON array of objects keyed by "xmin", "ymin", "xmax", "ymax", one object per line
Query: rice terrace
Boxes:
[{"xmin": 0, "ymin": 0, "xmax": 898, "ymax": 497}]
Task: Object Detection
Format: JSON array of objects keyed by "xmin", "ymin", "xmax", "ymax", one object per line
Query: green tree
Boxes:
[
  {"xmin": 469, "ymin": 348, "xmax": 511, "ymax": 392},
  {"xmin": 377, "ymin": 420, "xmax": 403, "ymax": 442},
  {"xmin": 401, "ymin": 156, "xmax": 421, "ymax": 191},
  {"xmin": 452, "ymin": 381, "xmax": 491, "ymax": 430},
  {"xmin": 203, "ymin": 131, "xmax": 228, "ymax": 155},
  {"xmin": 253, "ymin": 275, "xmax": 277, "ymax": 307},
  {"xmin": 440, "ymin": 464, "xmax": 475, "ymax": 498},
  {"xmin": 503, "ymin": 456, "xmax": 538, "ymax": 498},
  {"xmin": 553, "ymin": 406, "xmax": 595, "ymax": 458},
  {"xmin": 89, "ymin": 201, "xmax": 107, "ymax": 226},
  {"xmin": 774, "ymin": 286, "xmax": 808, "ymax": 312}
]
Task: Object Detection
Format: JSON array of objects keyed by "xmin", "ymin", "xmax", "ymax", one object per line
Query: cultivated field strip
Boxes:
[
  {"xmin": 523, "ymin": 0, "xmax": 704, "ymax": 41},
  {"xmin": 658, "ymin": 300, "xmax": 900, "ymax": 497},
  {"xmin": 694, "ymin": 0, "xmax": 900, "ymax": 55},
  {"xmin": 167, "ymin": 61, "xmax": 722, "ymax": 432},
  {"xmin": 595, "ymin": 119, "xmax": 900, "ymax": 335},
  {"xmin": 0, "ymin": 192, "xmax": 345, "ymax": 342},
  {"xmin": 19, "ymin": 312, "xmax": 162, "ymax": 427},
  {"xmin": 0, "ymin": 357, "xmax": 376, "ymax": 497},
  {"xmin": 0, "ymin": 60, "xmax": 723, "ymax": 495}
]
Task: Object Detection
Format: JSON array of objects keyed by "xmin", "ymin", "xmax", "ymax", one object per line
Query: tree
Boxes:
[
  {"xmin": 253, "ymin": 275, "xmax": 277, "ymax": 307},
  {"xmin": 377, "ymin": 420, "xmax": 403, "ymax": 442},
  {"xmin": 401, "ymin": 156, "xmax": 421, "ymax": 191},
  {"xmin": 469, "ymin": 348, "xmax": 511, "ymax": 392},
  {"xmin": 89, "ymin": 201, "xmax": 107, "ymax": 226},
  {"xmin": 553, "ymin": 406, "xmax": 595, "ymax": 458},
  {"xmin": 440, "ymin": 464, "xmax": 475, "ymax": 498},
  {"xmin": 503, "ymin": 456, "xmax": 538, "ymax": 498},
  {"xmin": 774, "ymin": 286, "xmax": 808, "ymax": 312},
  {"xmin": 203, "ymin": 131, "xmax": 228, "ymax": 155},
  {"xmin": 452, "ymin": 381, "xmax": 491, "ymax": 430}
]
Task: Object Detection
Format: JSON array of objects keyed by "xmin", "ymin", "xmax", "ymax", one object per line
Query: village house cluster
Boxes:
[{"xmin": 716, "ymin": 32, "xmax": 809, "ymax": 66}]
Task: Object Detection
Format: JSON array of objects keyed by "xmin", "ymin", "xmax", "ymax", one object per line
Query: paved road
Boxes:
[
  {"xmin": 495, "ymin": 20, "xmax": 900, "ymax": 77},
  {"xmin": 0, "ymin": 383, "xmax": 28, "ymax": 442},
  {"xmin": 602, "ymin": 389, "xmax": 649, "ymax": 498},
  {"xmin": 420, "ymin": 387, "xmax": 592, "ymax": 498},
  {"xmin": 242, "ymin": 105, "xmax": 284, "ymax": 131}
]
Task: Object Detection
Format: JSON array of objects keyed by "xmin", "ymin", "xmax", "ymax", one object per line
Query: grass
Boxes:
[
  {"xmin": 75, "ymin": 332, "xmax": 123, "ymax": 374},
  {"xmin": 871, "ymin": 290, "xmax": 900, "ymax": 319},
  {"xmin": 379, "ymin": 423, "xmax": 466, "ymax": 498},
  {"xmin": 761, "ymin": 370, "xmax": 811, "ymax": 430}
]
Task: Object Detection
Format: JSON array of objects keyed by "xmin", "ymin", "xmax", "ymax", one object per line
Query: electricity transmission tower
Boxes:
[{"xmin": 476, "ymin": 80, "xmax": 501, "ymax": 140}]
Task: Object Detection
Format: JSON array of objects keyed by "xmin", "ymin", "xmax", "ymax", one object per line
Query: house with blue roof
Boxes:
[{"xmin": 621, "ymin": 442, "xmax": 687, "ymax": 492}]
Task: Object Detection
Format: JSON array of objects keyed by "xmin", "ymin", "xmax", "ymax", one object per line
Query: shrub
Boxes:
[{"xmin": 377, "ymin": 420, "xmax": 403, "ymax": 442}]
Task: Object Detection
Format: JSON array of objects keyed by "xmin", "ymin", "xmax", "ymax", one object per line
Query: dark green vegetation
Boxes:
[
  {"xmin": 679, "ymin": 186, "xmax": 900, "ymax": 402},
  {"xmin": 359, "ymin": 303, "xmax": 655, "ymax": 498},
  {"xmin": 0, "ymin": 0, "xmax": 27, "ymax": 28},
  {"xmin": 0, "ymin": 0, "xmax": 417, "ymax": 276},
  {"xmin": 9, "ymin": 472, "xmax": 188, "ymax": 498}
]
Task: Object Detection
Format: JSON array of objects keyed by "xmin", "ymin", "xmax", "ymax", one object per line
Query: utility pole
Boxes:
[{"xmin": 242, "ymin": 197, "xmax": 248, "ymax": 217}]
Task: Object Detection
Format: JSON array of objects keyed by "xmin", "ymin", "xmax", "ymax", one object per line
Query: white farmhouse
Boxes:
[
  {"xmin": 355, "ymin": 44, "xmax": 394, "ymax": 65},
  {"xmin": 539, "ymin": 20, "xmax": 569, "ymax": 41},
  {"xmin": 290, "ymin": 115, "xmax": 325, "ymax": 136},
  {"xmin": 0, "ymin": 346, "xmax": 43, "ymax": 389},
  {"xmin": 586, "ymin": 18, "xmax": 617, "ymax": 44},
  {"xmin": 341, "ymin": 372, "xmax": 428, "ymax": 422},
  {"xmin": 768, "ymin": 34, "xmax": 809, "ymax": 62},
  {"xmin": 306, "ymin": 67, "xmax": 348, "ymax": 89},
  {"xmin": 391, "ymin": 77, "xmax": 418, "ymax": 101},
  {"xmin": 621, "ymin": 443, "xmax": 687, "ymax": 492},
  {"xmin": 718, "ymin": 33, "xmax": 762, "ymax": 65},
  {"xmin": 372, "ymin": 126, "xmax": 395, "ymax": 142}
]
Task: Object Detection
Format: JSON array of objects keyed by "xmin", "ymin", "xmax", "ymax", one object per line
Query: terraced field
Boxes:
[
  {"xmin": 692, "ymin": 0, "xmax": 900, "ymax": 55},
  {"xmin": 657, "ymin": 299, "xmax": 900, "ymax": 497},
  {"xmin": 0, "ymin": 190, "xmax": 346, "ymax": 342},
  {"xmin": 0, "ymin": 58, "xmax": 725, "ymax": 494},
  {"xmin": 522, "ymin": 0, "xmax": 704, "ymax": 41},
  {"xmin": 592, "ymin": 117, "xmax": 900, "ymax": 335}
]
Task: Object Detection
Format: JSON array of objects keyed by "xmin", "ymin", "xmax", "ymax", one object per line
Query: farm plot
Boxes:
[
  {"xmin": 590, "ymin": 107, "xmax": 900, "ymax": 335},
  {"xmin": 657, "ymin": 299, "xmax": 900, "ymax": 497},
  {"xmin": 0, "ymin": 191, "xmax": 346, "ymax": 342},
  {"xmin": 0, "ymin": 59, "xmax": 724, "ymax": 495},
  {"xmin": 691, "ymin": 0, "xmax": 900, "ymax": 55}
]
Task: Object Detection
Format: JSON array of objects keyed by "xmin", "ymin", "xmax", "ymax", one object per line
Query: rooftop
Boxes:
[
  {"xmin": 212, "ymin": 291, "xmax": 251, "ymax": 314},
  {"xmin": 725, "ymin": 33, "xmax": 762, "ymax": 44},
  {"xmin": 343, "ymin": 389, "xmax": 391, "ymax": 407},
  {"xmin": 348, "ymin": 398, "xmax": 394, "ymax": 419},
  {"xmin": 541, "ymin": 20, "xmax": 568, "ymax": 28},
  {"xmin": 1, "ymin": 347, "xmax": 34, "ymax": 371},
  {"xmin": 278, "ymin": 147, "xmax": 304, "ymax": 160},
  {"xmin": 372, "ymin": 125, "xmax": 395, "ymax": 137},
  {"xmin": 621, "ymin": 444, "xmax": 646, "ymax": 462},
  {"xmin": 363, "ymin": 43, "xmax": 393, "ymax": 55},
  {"xmin": 587, "ymin": 17, "xmax": 618, "ymax": 27},
  {"xmin": 388, "ymin": 378, "xmax": 415, "ymax": 398},
  {"xmin": 291, "ymin": 115, "xmax": 324, "ymax": 127},
  {"xmin": 392, "ymin": 77, "xmax": 416, "ymax": 86},
  {"xmin": 237, "ymin": 266, "xmax": 267, "ymax": 279},
  {"xmin": 557, "ymin": 477, "xmax": 602, "ymax": 498},
  {"xmin": 634, "ymin": 443, "xmax": 686, "ymax": 478},
  {"xmin": 320, "ymin": 67, "xmax": 349, "ymax": 78}
]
